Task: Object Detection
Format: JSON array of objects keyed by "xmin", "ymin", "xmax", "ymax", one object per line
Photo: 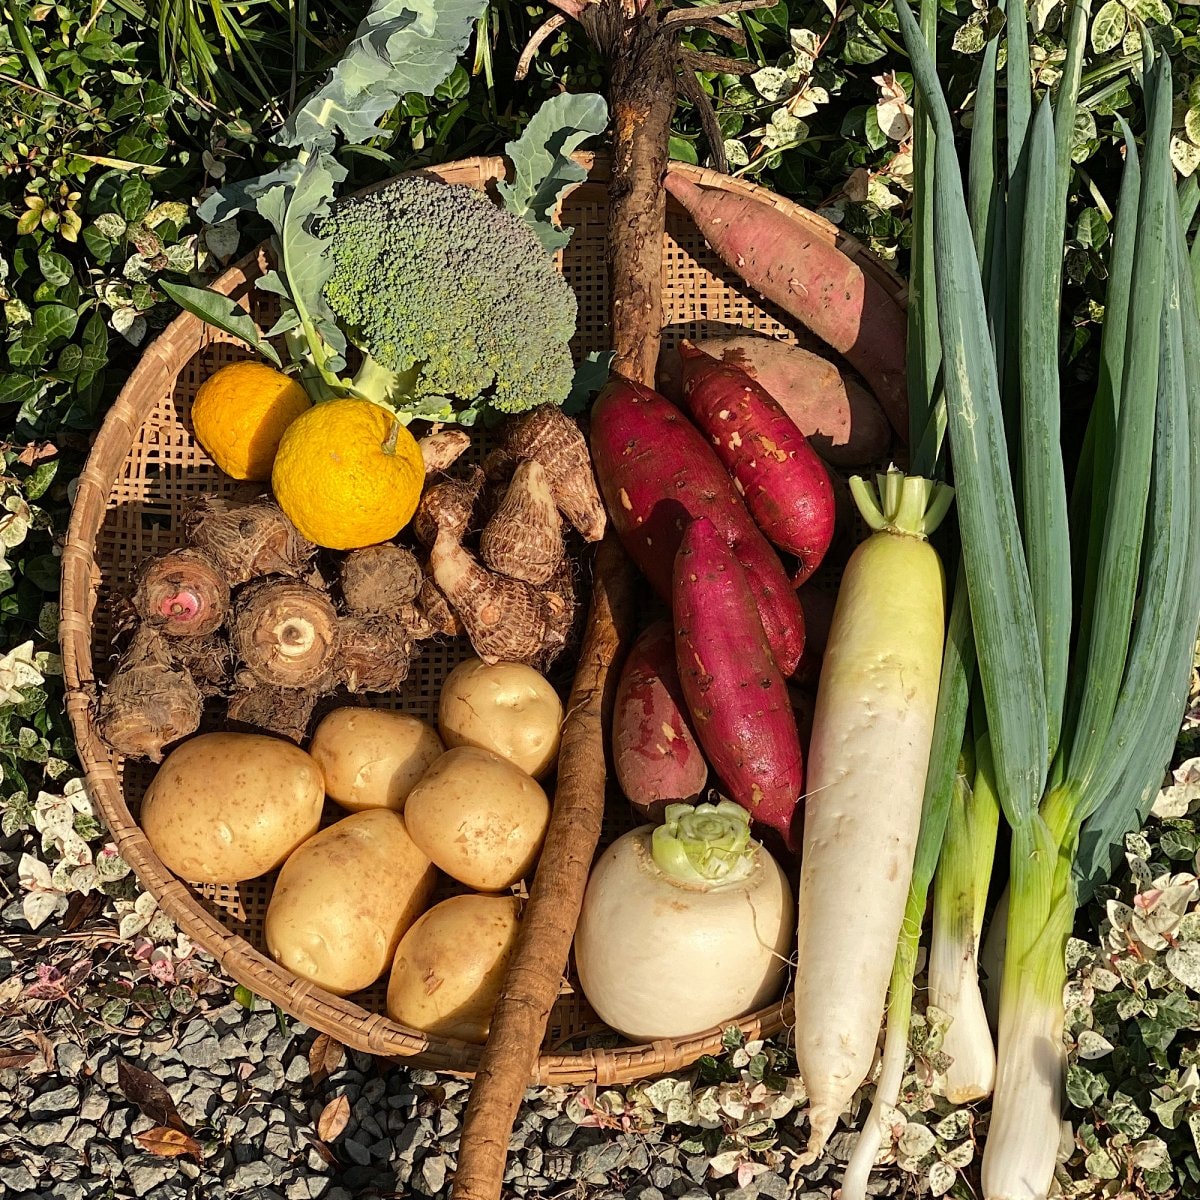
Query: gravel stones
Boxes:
[
  {"xmin": 125, "ymin": 1154, "xmax": 178, "ymax": 1196},
  {"xmin": 178, "ymin": 1035, "xmax": 221, "ymax": 1069},
  {"xmin": 29, "ymin": 1083, "xmax": 81, "ymax": 1116}
]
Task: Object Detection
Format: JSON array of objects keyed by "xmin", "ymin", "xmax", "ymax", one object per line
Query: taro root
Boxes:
[
  {"xmin": 338, "ymin": 616, "xmax": 415, "ymax": 693},
  {"xmin": 502, "ymin": 406, "xmax": 607, "ymax": 542},
  {"xmin": 417, "ymin": 574, "xmax": 464, "ymax": 638},
  {"xmin": 418, "ymin": 429, "xmax": 472, "ymax": 475},
  {"xmin": 169, "ymin": 633, "xmax": 233, "ymax": 696},
  {"xmin": 480, "ymin": 460, "xmax": 564, "ymax": 586},
  {"xmin": 539, "ymin": 557, "xmax": 579, "ymax": 669},
  {"xmin": 340, "ymin": 544, "xmax": 423, "ymax": 614},
  {"xmin": 234, "ymin": 579, "xmax": 338, "ymax": 689},
  {"xmin": 132, "ymin": 549, "xmax": 229, "ymax": 638},
  {"xmin": 226, "ymin": 677, "xmax": 317, "ymax": 744},
  {"xmin": 95, "ymin": 627, "xmax": 203, "ymax": 762},
  {"xmin": 412, "ymin": 467, "xmax": 484, "ymax": 549},
  {"xmin": 430, "ymin": 528, "xmax": 547, "ymax": 665},
  {"xmin": 184, "ymin": 495, "xmax": 315, "ymax": 586}
]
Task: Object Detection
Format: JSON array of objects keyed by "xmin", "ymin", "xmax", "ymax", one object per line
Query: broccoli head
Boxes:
[{"xmin": 320, "ymin": 175, "xmax": 579, "ymax": 425}]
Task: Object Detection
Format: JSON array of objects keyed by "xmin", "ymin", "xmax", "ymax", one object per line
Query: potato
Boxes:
[
  {"xmin": 265, "ymin": 810, "xmax": 435, "ymax": 995},
  {"xmin": 387, "ymin": 894, "xmax": 521, "ymax": 1043},
  {"xmin": 308, "ymin": 707, "xmax": 445, "ymax": 813},
  {"xmin": 404, "ymin": 746, "xmax": 550, "ymax": 891},
  {"xmin": 438, "ymin": 658, "xmax": 563, "ymax": 779},
  {"xmin": 140, "ymin": 732, "xmax": 324, "ymax": 884}
]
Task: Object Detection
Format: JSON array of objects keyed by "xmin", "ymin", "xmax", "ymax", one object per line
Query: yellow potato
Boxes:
[
  {"xmin": 438, "ymin": 658, "xmax": 564, "ymax": 779},
  {"xmin": 140, "ymin": 732, "xmax": 324, "ymax": 884},
  {"xmin": 403, "ymin": 746, "xmax": 550, "ymax": 891},
  {"xmin": 265, "ymin": 810, "xmax": 435, "ymax": 995},
  {"xmin": 308, "ymin": 707, "xmax": 445, "ymax": 813},
  {"xmin": 387, "ymin": 894, "xmax": 521, "ymax": 1043}
]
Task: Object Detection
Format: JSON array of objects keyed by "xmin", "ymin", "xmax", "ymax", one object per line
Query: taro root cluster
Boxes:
[{"xmin": 95, "ymin": 407, "xmax": 606, "ymax": 763}]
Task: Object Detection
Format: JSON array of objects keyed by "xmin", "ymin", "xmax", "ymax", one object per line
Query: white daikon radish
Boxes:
[{"xmin": 794, "ymin": 469, "xmax": 950, "ymax": 1161}]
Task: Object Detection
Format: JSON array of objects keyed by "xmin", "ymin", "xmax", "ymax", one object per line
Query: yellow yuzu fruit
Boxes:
[
  {"xmin": 191, "ymin": 360, "xmax": 311, "ymax": 481},
  {"xmin": 271, "ymin": 397, "xmax": 425, "ymax": 550}
]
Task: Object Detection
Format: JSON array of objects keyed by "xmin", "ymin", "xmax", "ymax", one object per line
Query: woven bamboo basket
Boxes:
[{"xmin": 60, "ymin": 152, "xmax": 907, "ymax": 1087}]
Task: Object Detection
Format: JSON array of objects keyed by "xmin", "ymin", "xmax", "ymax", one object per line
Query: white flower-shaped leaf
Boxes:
[
  {"xmin": 928, "ymin": 1161, "xmax": 956, "ymax": 1196},
  {"xmin": 898, "ymin": 1121, "xmax": 937, "ymax": 1165},
  {"xmin": 1166, "ymin": 942, "xmax": 1200, "ymax": 992}
]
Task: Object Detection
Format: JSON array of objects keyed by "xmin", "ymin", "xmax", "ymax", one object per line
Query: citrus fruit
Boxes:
[
  {"xmin": 191, "ymin": 361, "xmax": 311, "ymax": 481},
  {"xmin": 271, "ymin": 397, "xmax": 426, "ymax": 550}
]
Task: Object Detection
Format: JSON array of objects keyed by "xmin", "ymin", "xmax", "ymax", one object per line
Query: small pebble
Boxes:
[
  {"xmin": 29, "ymin": 1084, "xmax": 81, "ymax": 1117},
  {"xmin": 80, "ymin": 1089, "xmax": 109, "ymax": 1120},
  {"xmin": 342, "ymin": 1137, "xmax": 371, "ymax": 1167},
  {"xmin": 179, "ymin": 1038, "xmax": 221, "ymax": 1069},
  {"xmin": 55, "ymin": 1043, "xmax": 87, "ymax": 1077},
  {"xmin": 286, "ymin": 1179, "xmax": 330, "ymax": 1200},
  {"xmin": 26, "ymin": 1116, "xmax": 76, "ymax": 1147},
  {"xmin": 124, "ymin": 1155, "xmax": 177, "ymax": 1197},
  {"xmin": 0, "ymin": 1164, "xmax": 35, "ymax": 1192},
  {"xmin": 231, "ymin": 1161, "xmax": 275, "ymax": 1191},
  {"xmin": 285, "ymin": 1056, "xmax": 309, "ymax": 1084}
]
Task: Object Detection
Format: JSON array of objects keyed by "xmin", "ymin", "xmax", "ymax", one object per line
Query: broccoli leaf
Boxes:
[
  {"xmin": 197, "ymin": 161, "xmax": 303, "ymax": 225},
  {"xmin": 279, "ymin": 0, "xmax": 487, "ymax": 151},
  {"xmin": 499, "ymin": 92, "xmax": 610, "ymax": 253},
  {"xmin": 563, "ymin": 350, "xmax": 615, "ymax": 414},
  {"xmin": 158, "ymin": 280, "xmax": 283, "ymax": 368},
  {"xmin": 256, "ymin": 153, "xmax": 348, "ymax": 379}
]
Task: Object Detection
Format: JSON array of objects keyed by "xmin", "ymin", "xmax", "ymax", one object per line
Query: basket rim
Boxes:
[{"xmin": 60, "ymin": 152, "xmax": 899, "ymax": 1085}]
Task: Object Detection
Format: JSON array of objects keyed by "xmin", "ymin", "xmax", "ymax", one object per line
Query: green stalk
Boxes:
[
  {"xmin": 1002, "ymin": 0, "xmax": 1033, "ymax": 448},
  {"xmin": 3, "ymin": 0, "xmax": 49, "ymax": 90},
  {"xmin": 906, "ymin": 0, "xmax": 941, "ymax": 475},
  {"xmin": 1052, "ymin": 0, "xmax": 1090, "ymax": 221},
  {"xmin": 1067, "ymin": 119, "xmax": 1140, "ymax": 649},
  {"xmin": 929, "ymin": 731, "xmax": 1000, "ymax": 1103},
  {"xmin": 1066, "ymin": 58, "xmax": 1173, "ymax": 794},
  {"xmin": 1074, "ymin": 195, "xmax": 1200, "ymax": 899},
  {"xmin": 893, "ymin": 0, "xmax": 1048, "ymax": 830},
  {"xmin": 1019, "ymin": 98, "xmax": 1071, "ymax": 759}
]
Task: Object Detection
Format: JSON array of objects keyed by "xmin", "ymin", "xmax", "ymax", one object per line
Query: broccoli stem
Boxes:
[
  {"xmin": 348, "ymin": 354, "xmax": 422, "ymax": 417},
  {"xmin": 283, "ymin": 327, "xmax": 342, "ymax": 404}
]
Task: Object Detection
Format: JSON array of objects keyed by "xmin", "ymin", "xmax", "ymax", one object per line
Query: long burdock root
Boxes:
[
  {"xmin": 501, "ymin": 407, "xmax": 607, "ymax": 542},
  {"xmin": 337, "ymin": 616, "xmax": 416, "ymax": 693},
  {"xmin": 183, "ymin": 495, "xmax": 315, "ymax": 586},
  {"xmin": 226, "ymin": 677, "xmax": 317, "ymax": 744},
  {"xmin": 132, "ymin": 549, "xmax": 229, "ymax": 638},
  {"xmin": 340, "ymin": 544, "xmax": 423, "ymax": 614},
  {"xmin": 418, "ymin": 429, "xmax": 472, "ymax": 474},
  {"xmin": 95, "ymin": 627, "xmax": 204, "ymax": 762},
  {"xmin": 480, "ymin": 460, "xmax": 564, "ymax": 585},
  {"xmin": 233, "ymin": 579, "xmax": 338, "ymax": 689},
  {"xmin": 430, "ymin": 528, "xmax": 548, "ymax": 665},
  {"xmin": 412, "ymin": 467, "xmax": 485, "ymax": 549}
]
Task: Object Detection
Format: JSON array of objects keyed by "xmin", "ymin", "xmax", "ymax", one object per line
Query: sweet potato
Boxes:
[
  {"xmin": 664, "ymin": 170, "xmax": 908, "ymax": 440},
  {"xmin": 590, "ymin": 375, "xmax": 805, "ymax": 676},
  {"xmin": 678, "ymin": 341, "xmax": 835, "ymax": 585},
  {"xmin": 612, "ymin": 620, "xmax": 708, "ymax": 820},
  {"xmin": 673, "ymin": 517, "xmax": 803, "ymax": 850},
  {"xmin": 657, "ymin": 334, "xmax": 891, "ymax": 468}
]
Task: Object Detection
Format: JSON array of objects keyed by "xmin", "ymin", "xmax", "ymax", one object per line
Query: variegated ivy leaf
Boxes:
[
  {"xmin": 1076, "ymin": 1030, "xmax": 1116, "ymax": 1059},
  {"xmin": 1091, "ymin": 0, "xmax": 1126, "ymax": 54},
  {"xmin": 1172, "ymin": 136, "xmax": 1200, "ymax": 178},
  {"xmin": 928, "ymin": 1161, "xmax": 956, "ymax": 1197},
  {"xmin": 1186, "ymin": 109, "xmax": 1200, "ymax": 149},
  {"xmin": 751, "ymin": 66, "xmax": 793, "ymax": 103},
  {"xmin": 1032, "ymin": 0, "xmax": 1062, "ymax": 31},
  {"xmin": 707, "ymin": 1149, "xmax": 746, "ymax": 1178},
  {"xmin": 942, "ymin": 1140, "xmax": 974, "ymax": 1169},
  {"xmin": 0, "ymin": 640, "xmax": 44, "ymax": 705},
  {"xmin": 897, "ymin": 1121, "xmax": 937, "ymax": 1166},
  {"xmin": 935, "ymin": 1110, "xmax": 971, "ymax": 1141},
  {"xmin": 1166, "ymin": 943, "xmax": 1200, "ymax": 991},
  {"xmin": 1152, "ymin": 757, "xmax": 1200, "ymax": 817},
  {"xmin": 952, "ymin": 13, "xmax": 989, "ymax": 54},
  {"xmin": 1127, "ymin": 0, "xmax": 1170, "ymax": 23},
  {"xmin": 0, "ymin": 496, "xmax": 32, "ymax": 550},
  {"xmin": 724, "ymin": 140, "xmax": 750, "ymax": 168},
  {"xmin": 789, "ymin": 27, "xmax": 820, "ymax": 56}
]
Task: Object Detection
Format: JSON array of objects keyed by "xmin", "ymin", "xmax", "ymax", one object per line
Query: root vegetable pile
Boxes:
[{"xmin": 95, "ymin": 403, "xmax": 602, "ymax": 762}]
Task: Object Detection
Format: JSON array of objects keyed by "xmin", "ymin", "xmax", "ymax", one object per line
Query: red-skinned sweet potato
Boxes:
[
  {"xmin": 678, "ymin": 341, "xmax": 835, "ymax": 585},
  {"xmin": 612, "ymin": 619, "xmax": 708, "ymax": 820},
  {"xmin": 657, "ymin": 334, "xmax": 891, "ymax": 468},
  {"xmin": 673, "ymin": 517, "xmax": 804, "ymax": 850},
  {"xmin": 664, "ymin": 170, "xmax": 908, "ymax": 440},
  {"xmin": 590, "ymin": 375, "xmax": 805, "ymax": 676}
]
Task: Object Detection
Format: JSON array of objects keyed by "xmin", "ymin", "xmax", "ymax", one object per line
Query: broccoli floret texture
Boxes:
[{"xmin": 321, "ymin": 176, "xmax": 579, "ymax": 420}]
